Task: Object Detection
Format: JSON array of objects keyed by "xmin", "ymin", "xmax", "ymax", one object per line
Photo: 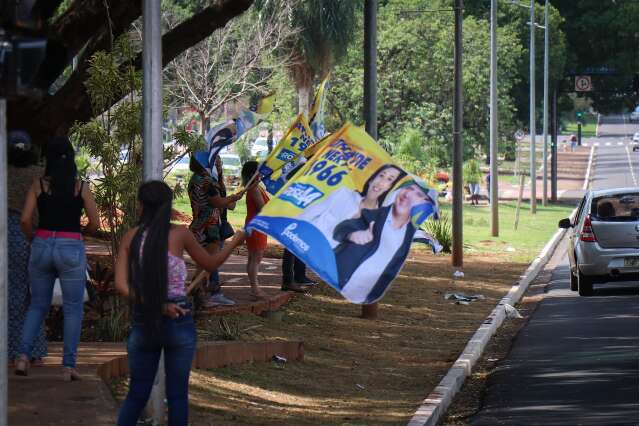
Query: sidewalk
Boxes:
[
  {"xmin": 496, "ymin": 145, "xmax": 591, "ymax": 202},
  {"xmin": 8, "ymin": 247, "xmax": 300, "ymax": 425}
]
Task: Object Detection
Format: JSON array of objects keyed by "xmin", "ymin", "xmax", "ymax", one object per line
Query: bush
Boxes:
[{"xmin": 424, "ymin": 213, "xmax": 452, "ymax": 253}]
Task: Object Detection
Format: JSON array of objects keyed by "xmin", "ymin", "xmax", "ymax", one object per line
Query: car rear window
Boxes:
[{"xmin": 591, "ymin": 193, "xmax": 639, "ymax": 221}]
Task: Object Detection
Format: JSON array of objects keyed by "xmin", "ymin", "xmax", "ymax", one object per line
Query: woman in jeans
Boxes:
[
  {"xmin": 114, "ymin": 181, "xmax": 245, "ymax": 425},
  {"xmin": 15, "ymin": 136, "xmax": 100, "ymax": 380}
]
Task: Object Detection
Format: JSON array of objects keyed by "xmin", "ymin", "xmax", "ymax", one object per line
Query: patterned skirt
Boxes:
[{"xmin": 8, "ymin": 211, "xmax": 47, "ymax": 360}]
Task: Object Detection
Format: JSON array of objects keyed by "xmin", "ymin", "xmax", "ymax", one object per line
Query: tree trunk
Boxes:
[
  {"xmin": 199, "ymin": 111, "xmax": 209, "ymax": 137},
  {"xmin": 298, "ymin": 84, "xmax": 311, "ymax": 118}
]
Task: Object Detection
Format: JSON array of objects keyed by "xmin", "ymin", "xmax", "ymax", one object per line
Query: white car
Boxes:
[
  {"xmin": 251, "ymin": 137, "xmax": 269, "ymax": 159},
  {"xmin": 630, "ymin": 107, "xmax": 639, "ymax": 122},
  {"xmin": 633, "ymin": 132, "xmax": 639, "ymax": 143},
  {"xmin": 219, "ymin": 153, "xmax": 241, "ymax": 177}
]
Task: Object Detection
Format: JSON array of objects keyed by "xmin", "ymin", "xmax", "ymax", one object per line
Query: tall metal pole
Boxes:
[
  {"xmin": 364, "ymin": 0, "xmax": 378, "ymax": 140},
  {"xmin": 489, "ymin": 0, "xmax": 499, "ymax": 237},
  {"xmin": 143, "ymin": 0, "xmax": 163, "ymax": 181},
  {"xmin": 542, "ymin": 0, "xmax": 549, "ymax": 206},
  {"xmin": 551, "ymin": 88, "xmax": 558, "ymax": 202},
  {"xmin": 529, "ymin": 0, "xmax": 537, "ymax": 213},
  {"xmin": 362, "ymin": 0, "xmax": 378, "ymax": 319},
  {"xmin": 142, "ymin": 1, "xmax": 165, "ymax": 424},
  {"xmin": 0, "ymin": 98, "xmax": 8, "ymax": 426},
  {"xmin": 452, "ymin": 0, "xmax": 464, "ymax": 268}
]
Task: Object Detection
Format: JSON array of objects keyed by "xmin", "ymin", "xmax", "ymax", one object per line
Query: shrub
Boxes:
[{"xmin": 424, "ymin": 213, "xmax": 452, "ymax": 253}]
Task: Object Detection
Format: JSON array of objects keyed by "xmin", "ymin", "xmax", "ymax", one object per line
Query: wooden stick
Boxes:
[{"xmin": 186, "ymin": 270, "xmax": 209, "ymax": 295}]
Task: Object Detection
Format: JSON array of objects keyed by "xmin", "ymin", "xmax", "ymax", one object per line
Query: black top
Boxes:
[{"xmin": 37, "ymin": 179, "xmax": 85, "ymax": 233}]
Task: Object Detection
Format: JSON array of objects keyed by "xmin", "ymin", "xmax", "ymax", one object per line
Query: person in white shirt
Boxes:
[
  {"xmin": 297, "ymin": 164, "xmax": 405, "ymax": 248},
  {"xmin": 333, "ymin": 181, "xmax": 435, "ymax": 304}
]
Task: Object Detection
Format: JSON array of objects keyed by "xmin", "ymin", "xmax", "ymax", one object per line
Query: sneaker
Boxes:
[
  {"xmin": 204, "ymin": 292, "xmax": 236, "ymax": 307},
  {"xmin": 295, "ymin": 277, "xmax": 317, "ymax": 286},
  {"xmin": 281, "ymin": 282, "xmax": 306, "ymax": 293}
]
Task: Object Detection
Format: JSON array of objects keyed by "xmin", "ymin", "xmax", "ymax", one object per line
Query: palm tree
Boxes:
[{"xmin": 256, "ymin": 0, "xmax": 361, "ymax": 115}]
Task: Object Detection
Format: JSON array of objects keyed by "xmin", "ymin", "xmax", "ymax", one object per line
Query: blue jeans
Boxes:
[
  {"xmin": 117, "ymin": 313, "xmax": 197, "ymax": 426},
  {"xmin": 20, "ymin": 236, "xmax": 86, "ymax": 367}
]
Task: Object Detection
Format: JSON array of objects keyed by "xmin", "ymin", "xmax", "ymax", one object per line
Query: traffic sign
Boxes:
[{"xmin": 575, "ymin": 75, "xmax": 592, "ymax": 92}]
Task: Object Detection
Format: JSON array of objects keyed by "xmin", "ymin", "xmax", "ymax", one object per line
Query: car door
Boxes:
[{"xmin": 567, "ymin": 195, "xmax": 587, "ymax": 272}]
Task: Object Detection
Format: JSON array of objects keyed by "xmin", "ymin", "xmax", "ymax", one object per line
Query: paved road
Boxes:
[{"xmin": 470, "ymin": 115, "xmax": 639, "ymax": 425}]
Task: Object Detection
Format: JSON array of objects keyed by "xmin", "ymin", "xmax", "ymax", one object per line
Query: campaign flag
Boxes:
[
  {"xmin": 259, "ymin": 114, "xmax": 315, "ymax": 195},
  {"xmin": 246, "ymin": 123, "xmax": 439, "ymax": 304},
  {"xmin": 201, "ymin": 93, "xmax": 276, "ymax": 175},
  {"xmin": 308, "ymin": 76, "xmax": 329, "ymax": 140}
]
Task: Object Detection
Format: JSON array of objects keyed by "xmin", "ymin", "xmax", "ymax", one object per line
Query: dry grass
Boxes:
[{"xmin": 184, "ymin": 249, "xmax": 527, "ymax": 425}]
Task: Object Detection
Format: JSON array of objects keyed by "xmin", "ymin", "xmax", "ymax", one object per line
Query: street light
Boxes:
[{"xmin": 542, "ymin": 0, "xmax": 550, "ymax": 206}]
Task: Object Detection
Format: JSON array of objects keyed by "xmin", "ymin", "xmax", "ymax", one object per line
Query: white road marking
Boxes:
[
  {"xmin": 594, "ymin": 142, "xmax": 600, "ymax": 147},
  {"xmin": 625, "ymin": 145, "xmax": 638, "ymax": 186},
  {"xmin": 605, "ymin": 142, "xmax": 611, "ymax": 146},
  {"xmin": 583, "ymin": 145, "xmax": 596, "ymax": 190},
  {"xmin": 582, "ymin": 143, "xmax": 589, "ymax": 147},
  {"xmin": 226, "ymin": 277, "xmax": 244, "ymax": 283},
  {"xmin": 618, "ymin": 141, "xmax": 624, "ymax": 146}
]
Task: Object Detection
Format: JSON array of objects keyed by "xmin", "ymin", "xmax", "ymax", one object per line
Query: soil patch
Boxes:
[{"xmin": 111, "ymin": 249, "xmax": 528, "ymax": 425}]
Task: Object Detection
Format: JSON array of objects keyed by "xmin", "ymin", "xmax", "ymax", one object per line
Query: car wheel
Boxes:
[
  {"xmin": 578, "ymin": 271, "xmax": 593, "ymax": 296},
  {"xmin": 570, "ymin": 271, "xmax": 578, "ymax": 291}
]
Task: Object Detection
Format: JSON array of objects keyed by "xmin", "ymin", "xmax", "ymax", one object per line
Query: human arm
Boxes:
[
  {"xmin": 333, "ymin": 209, "xmax": 375, "ymax": 245},
  {"xmin": 19, "ymin": 179, "xmax": 39, "ymax": 241},
  {"xmin": 114, "ymin": 228, "xmax": 136, "ymax": 299},
  {"xmin": 81, "ymin": 182, "xmax": 100, "ymax": 234},
  {"xmin": 182, "ymin": 226, "xmax": 246, "ymax": 271}
]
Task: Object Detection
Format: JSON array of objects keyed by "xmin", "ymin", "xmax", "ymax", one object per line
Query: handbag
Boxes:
[{"xmin": 51, "ymin": 270, "xmax": 90, "ymax": 307}]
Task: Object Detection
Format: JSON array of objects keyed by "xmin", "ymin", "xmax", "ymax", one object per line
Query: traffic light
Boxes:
[{"xmin": 576, "ymin": 111, "xmax": 584, "ymax": 122}]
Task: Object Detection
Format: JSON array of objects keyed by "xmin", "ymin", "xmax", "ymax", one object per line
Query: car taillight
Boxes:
[{"xmin": 580, "ymin": 214, "xmax": 597, "ymax": 242}]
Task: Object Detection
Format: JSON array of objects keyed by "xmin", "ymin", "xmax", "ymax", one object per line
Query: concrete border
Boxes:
[
  {"xmin": 408, "ymin": 225, "xmax": 571, "ymax": 426},
  {"xmin": 582, "ymin": 145, "xmax": 596, "ymax": 190}
]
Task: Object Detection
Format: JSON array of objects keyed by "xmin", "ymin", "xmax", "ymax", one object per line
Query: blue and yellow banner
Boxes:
[{"xmin": 247, "ymin": 123, "xmax": 439, "ymax": 304}]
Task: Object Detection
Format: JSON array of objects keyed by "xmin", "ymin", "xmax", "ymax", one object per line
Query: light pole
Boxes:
[
  {"xmin": 490, "ymin": 0, "xmax": 499, "ymax": 236},
  {"xmin": 542, "ymin": 0, "xmax": 550, "ymax": 206},
  {"xmin": 362, "ymin": 0, "xmax": 378, "ymax": 319},
  {"xmin": 529, "ymin": 0, "xmax": 536, "ymax": 214},
  {"xmin": 452, "ymin": 0, "xmax": 464, "ymax": 268}
]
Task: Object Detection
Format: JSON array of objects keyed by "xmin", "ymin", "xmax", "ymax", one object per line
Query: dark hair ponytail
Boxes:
[
  {"xmin": 44, "ymin": 136, "xmax": 77, "ymax": 196},
  {"xmin": 129, "ymin": 181, "xmax": 173, "ymax": 333}
]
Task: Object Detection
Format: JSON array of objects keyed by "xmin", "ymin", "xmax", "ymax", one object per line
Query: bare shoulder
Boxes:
[{"xmin": 171, "ymin": 224, "xmax": 190, "ymax": 239}]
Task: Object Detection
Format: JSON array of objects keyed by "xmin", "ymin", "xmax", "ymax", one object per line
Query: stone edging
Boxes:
[
  {"xmin": 408, "ymin": 222, "xmax": 571, "ymax": 426},
  {"xmin": 97, "ymin": 340, "xmax": 304, "ymax": 382}
]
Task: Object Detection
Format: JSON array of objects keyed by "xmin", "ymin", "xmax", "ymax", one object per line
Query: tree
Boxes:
[
  {"xmin": 7, "ymin": 0, "xmax": 255, "ymax": 142},
  {"xmin": 163, "ymin": 3, "xmax": 298, "ymax": 135},
  {"xmin": 256, "ymin": 0, "xmax": 361, "ymax": 115},
  {"xmin": 329, "ymin": 0, "xmax": 526, "ymax": 167}
]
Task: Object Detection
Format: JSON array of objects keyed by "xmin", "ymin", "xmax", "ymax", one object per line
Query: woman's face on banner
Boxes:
[{"xmin": 367, "ymin": 167, "xmax": 401, "ymax": 200}]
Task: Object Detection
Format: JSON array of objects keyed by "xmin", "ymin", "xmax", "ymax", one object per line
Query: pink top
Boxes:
[
  {"xmin": 167, "ymin": 253, "xmax": 187, "ymax": 300},
  {"xmin": 140, "ymin": 233, "xmax": 187, "ymax": 300}
]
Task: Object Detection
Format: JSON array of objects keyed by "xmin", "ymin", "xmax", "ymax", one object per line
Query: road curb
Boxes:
[{"xmin": 408, "ymin": 226, "xmax": 569, "ymax": 426}]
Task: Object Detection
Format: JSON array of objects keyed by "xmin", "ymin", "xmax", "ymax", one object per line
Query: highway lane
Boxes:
[{"xmin": 470, "ymin": 115, "xmax": 639, "ymax": 425}]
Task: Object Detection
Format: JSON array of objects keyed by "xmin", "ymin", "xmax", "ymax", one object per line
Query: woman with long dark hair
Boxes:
[
  {"xmin": 114, "ymin": 181, "xmax": 245, "ymax": 425},
  {"xmin": 16, "ymin": 136, "xmax": 100, "ymax": 380},
  {"xmin": 297, "ymin": 164, "xmax": 406, "ymax": 248}
]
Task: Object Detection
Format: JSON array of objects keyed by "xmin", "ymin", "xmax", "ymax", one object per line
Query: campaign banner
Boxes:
[
  {"xmin": 259, "ymin": 114, "xmax": 315, "ymax": 195},
  {"xmin": 308, "ymin": 76, "xmax": 329, "ymax": 140},
  {"xmin": 247, "ymin": 123, "xmax": 439, "ymax": 304}
]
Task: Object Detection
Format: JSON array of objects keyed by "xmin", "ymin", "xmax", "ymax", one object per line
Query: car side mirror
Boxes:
[{"xmin": 558, "ymin": 218, "xmax": 572, "ymax": 229}]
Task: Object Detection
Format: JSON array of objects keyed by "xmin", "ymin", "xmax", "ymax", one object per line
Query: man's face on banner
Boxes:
[{"xmin": 394, "ymin": 184, "xmax": 429, "ymax": 217}]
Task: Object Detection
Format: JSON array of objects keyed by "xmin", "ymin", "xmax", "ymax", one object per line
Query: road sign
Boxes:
[
  {"xmin": 575, "ymin": 75, "xmax": 592, "ymax": 92},
  {"xmin": 514, "ymin": 129, "xmax": 525, "ymax": 140}
]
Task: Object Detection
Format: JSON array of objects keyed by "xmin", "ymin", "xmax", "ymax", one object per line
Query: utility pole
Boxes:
[
  {"xmin": 542, "ymin": 0, "xmax": 549, "ymax": 206},
  {"xmin": 0, "ymin": 97, "xmax": 8, "ymax": 426},
  {"xmin": 489, "ymin": 0, "xmax": 499, "ymax": 236},
  {"xmin": 529, "ymin": 0, "xmax": 537, "ymax": 214},
  {"xmin": 362, "ymin": 0, "xmax": 378, "ymax": 319},
  {"xmin": 452, "ymin": 0, "xmax": 464, "ymax": 268},
  {"xmin": 142, "ymin": 1, "xmax": 165, "ymax": 424},
  {"xmin": 551, "ymin": 88, "xmax": 558, "ymax": 202}
]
